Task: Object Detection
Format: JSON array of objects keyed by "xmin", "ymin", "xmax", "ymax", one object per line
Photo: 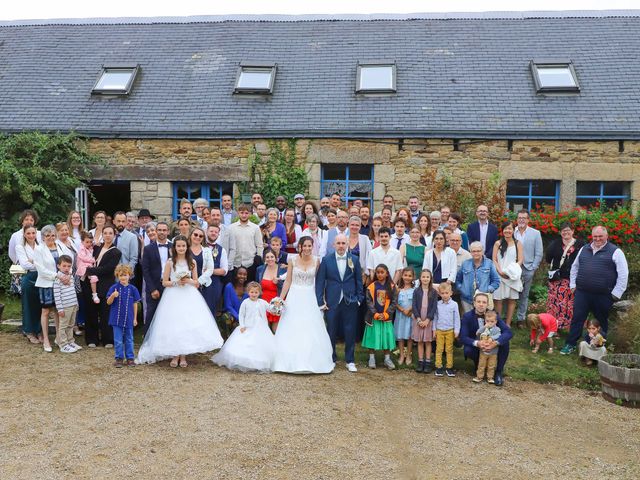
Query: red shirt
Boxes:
[{"xmin": 530, "ymin": 313, "xmax": 558, "ymax": 342}]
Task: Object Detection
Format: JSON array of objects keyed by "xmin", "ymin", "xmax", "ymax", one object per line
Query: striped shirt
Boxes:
[{"xmin": 53, "ymin": 279, "xmax": 78, "ymax": 311}]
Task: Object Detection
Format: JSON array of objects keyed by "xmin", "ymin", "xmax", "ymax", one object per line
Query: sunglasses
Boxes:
[{"xmin": 192, "ymin": 233, "xmax": 204, "ymax": 238}]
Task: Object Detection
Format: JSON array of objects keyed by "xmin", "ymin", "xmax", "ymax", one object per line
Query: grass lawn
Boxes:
[{"xmin": 1, "ymin": 291, "xmax": 600, "ymax": 390}]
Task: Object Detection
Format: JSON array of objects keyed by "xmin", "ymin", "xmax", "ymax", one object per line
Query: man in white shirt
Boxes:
[
  {"xmin": 251, "ymin": 192, "xmax": 263, "ymax": 215},
  {"xmin": 514, "ymin": 209, "xmax": 544, "ymax": 327},
  {"xmin": 113, "ymin": 211, "xmax": 139, "ymax": 273},
  {"xmin": 374, "ymin": 194, "xmax": 395, "ymax": 218},
  {"xmin": 208, "ymin": 208, "xmax": 236, "ymax": 276},
  {"xmin": 440, "ymin": 205, "xmax": 451, "ymax": 228},
  {"xmin": 391, "ymin": 219, "xmax": 410, "ymax": 250},
  {"xmin": 293, "ymin": 193, "xmax": 305, "ymax": 224},
  {"xmin": 255, "ymin": 203, "xmax": 267, "ymax": 226},
  {"xmin": 448, "ymin": 233, "xmax": 472, "ymax": 269},
  {"xmin": 8, "ymin": 209, "xmax": 41, "ymax": 263},
  {"xmin": 141, "ymin": 222, "xmax": 171, "ymax": 332},
  {"xmin": 408, "ymin": 196, "xmax": 422, "ymax": 225},
  {"xmin": 367, "ymin": 227, "xmax": 403, "ymax": 283},
  {"xmin": 221, "ymin": 194, "xmax": 237, "ymax": 226},
  {"xmin": 329, "ymin": 193, "xmax": 342, "ymax": 211},
  {"xmin": 228, "ymin": 204, "xmax": 263, "ymax": 281}
]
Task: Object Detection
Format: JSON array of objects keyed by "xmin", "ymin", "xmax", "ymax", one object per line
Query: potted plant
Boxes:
[{"xmin": 599, "ymin": 354, "xmax": 640, "ymax": 408}]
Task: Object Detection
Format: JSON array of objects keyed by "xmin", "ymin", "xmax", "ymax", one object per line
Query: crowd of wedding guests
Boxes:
[{"xmin": 8, "ymin": 191, "xmax": 628, "ymax": 381}]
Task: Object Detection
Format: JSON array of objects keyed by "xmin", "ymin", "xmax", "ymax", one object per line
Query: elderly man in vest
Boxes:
[{"xmin": 560, "ymin": 226, "xmax": 628, "ymax": 355}]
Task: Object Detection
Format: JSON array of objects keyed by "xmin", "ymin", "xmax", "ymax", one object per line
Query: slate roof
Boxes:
[{"xmin": 1, "ymin": 11, "xmax": 640, "ymax": 140}]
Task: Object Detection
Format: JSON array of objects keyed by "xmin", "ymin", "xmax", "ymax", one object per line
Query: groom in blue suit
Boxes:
[{"xmin": 316, "ymin": 234, "xmax": 364, "ymax": 372}]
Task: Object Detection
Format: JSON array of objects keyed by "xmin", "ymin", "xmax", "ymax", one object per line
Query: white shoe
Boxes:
[
  {"xmin": 87, "ymin": 343, "xmax": 97, "ymax": 348},
  {"xmin": 43, "ymin": 345, "xmax": 53, "ymax": 353},
  {"xmin": 346, "ymin": 363, "xmax": 358, "ymax": 373},
  {"xmin": 60, "ymin": 344, "xmax": 76, "ymax": 353},
  {"xmin": 104, "ymin": 344, "xmax": 114, "ymax": 349},
  {"xmin": 70, "ymin": 342, "xmax": 83, "ymax": 350},
  {"xmin": 368, "ymin": 357, "xmax": 376, "ymax": 369},
  {"xmin": 383, "ymin": 357, "xmax": 396, "ymax": 370}
]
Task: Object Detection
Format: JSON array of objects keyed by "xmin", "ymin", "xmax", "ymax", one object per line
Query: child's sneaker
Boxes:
[
  {"xmin": 472, "ymin": 377, "xmax": 483, "ymax": 383},
  {"xmin": 383, "ymin": 357, "xmax": 395, "ymax": 370},
  {"xmin": 368, "ymin": 357, "xmax": 376, "ymax": 369},
  {"xmin": 60, "ymin": 344, "xmax": 77, "ymax": 353},
  {"xmin": 415, "ymin": 360, "xmax": 424, "ymax": 373},
  {"xmin": 126, "ymin": 359, "xmax": 136, "ymax": 367},
  {"xmin": 114, "ymin": 359, "xmax": 124, "ymax": 368},
  {"xmin": 70, "ymin": 342, "xmax": 83, "ymax": 350},
  {"xmin": 434, "ymin": 367, "xmax": 445, "ymax": 377},
  {"xmin": 446, "ymin": 369, "xmax": 456, "ymax": 377},
  {"xmin": 92, "ymin": 293, "xmax": 100, "ymax": 304}
]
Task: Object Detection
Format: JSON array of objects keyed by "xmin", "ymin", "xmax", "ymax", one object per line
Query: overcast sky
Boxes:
[{"xmin": 2, "ymin": 0, "xmax": 638, "ymax": 21}]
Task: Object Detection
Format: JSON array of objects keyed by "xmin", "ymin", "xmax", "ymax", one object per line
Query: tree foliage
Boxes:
[
  {"xmin": 250, "ymin": 139, "xmax": 308, "ymax": 208},
  {"xmin": 0, "ymin": 131, "xmax": 98, "ymax": 290}
]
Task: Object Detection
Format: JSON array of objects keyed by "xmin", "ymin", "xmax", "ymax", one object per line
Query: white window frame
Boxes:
[{"xmin": 356, "ymin": 61, "xmax": 397, "ymax": 94}]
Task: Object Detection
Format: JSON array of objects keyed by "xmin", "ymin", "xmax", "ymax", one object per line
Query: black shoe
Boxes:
[
  {"xmin": 423, "ymin": 361, "xmax": 433, "ymax": 374},
  {"xmin": 445, "ymin": 368, "xmax": 456, "ymax": 377},
  {"xmin": 434, "ymin": 367, "xmax": 445, "ymax": 377},
  {"xmin": 494, "ymin": 373, "xmax": 504, "ymax": 386},
  {"xmin": 415, "ymin": 360, "xmax": 425, "ymax": 373}
]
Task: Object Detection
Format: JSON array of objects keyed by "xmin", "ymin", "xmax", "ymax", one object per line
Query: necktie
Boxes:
[
  {"xmin": 115, "ymin": 233, "xmax": 120, "ymax": 246},
  {"xmin": 396, "ymin": 237, "xmax": 403, "ymax": 249}
]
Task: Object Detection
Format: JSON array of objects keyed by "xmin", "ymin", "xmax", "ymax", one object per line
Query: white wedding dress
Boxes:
[
  {"xmin": 272, "ymin": 256, "xmax": 335, "ymax": 374},
  {"xmin": 137, "ymin": 259, "xmax": 224, "ymax": 364},
  {"xmin": 211, "ymin": 298, "xmax": 276, "ymax": 372}
]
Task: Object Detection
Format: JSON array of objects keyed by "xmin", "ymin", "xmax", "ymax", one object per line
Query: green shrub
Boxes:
[{"xmin": 610, "ymin": 295, "xmax": 640, "ymax": 354}]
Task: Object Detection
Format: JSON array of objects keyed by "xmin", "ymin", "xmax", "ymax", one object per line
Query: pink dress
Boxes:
[{"xmin": 76, "ymin": 245, "xmax": 97, "ymax": 283}]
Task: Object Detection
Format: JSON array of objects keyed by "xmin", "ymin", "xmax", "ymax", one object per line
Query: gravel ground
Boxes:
[{"xmin": 1, "ymin": 332, "xmax": 639, "ymax": 480}]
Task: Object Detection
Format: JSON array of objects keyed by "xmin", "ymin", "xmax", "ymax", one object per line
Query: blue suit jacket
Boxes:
[
  {"xmin": 459, "ymin": 309, "xmax": 513, "ymax": 349},
  {"xmin": 315, "ymin": 252, "xmax": 364, "ymax": 307},
  {"xmin": 467, "ymin": 221, "xmax": 499, "ymax": 258},
  {"xmin": 141, "ymin": 241, "xmax": 172, "ymax": 294}
]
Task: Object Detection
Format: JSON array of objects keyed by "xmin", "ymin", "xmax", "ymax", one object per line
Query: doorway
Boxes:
[{"xmin": 88, "ymin": 181, "xmax": 131, "ymax": 221}]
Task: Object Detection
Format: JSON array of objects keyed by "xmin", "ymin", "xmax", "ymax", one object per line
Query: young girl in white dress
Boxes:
[
  {"xmin": 137, "ymin": 235, "xmax": 224, "ymax": 367},
  {"xmin": 212, "ymin": 281, "xmax": 276, "ymax": 372},
  {"xmin": 272, "ymin": 236, "xmax": 334, "ymax": 374}
]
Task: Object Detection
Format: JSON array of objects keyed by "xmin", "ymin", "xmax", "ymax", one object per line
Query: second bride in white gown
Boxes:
[{"xmin": 273, "ymin": 236, "xmax": 335, "ymax": 374}]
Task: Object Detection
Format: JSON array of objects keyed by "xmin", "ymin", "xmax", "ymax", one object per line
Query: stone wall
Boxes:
[{"xmin": 88, "ymin": 138, "xmax": 640, "ymax": 219}]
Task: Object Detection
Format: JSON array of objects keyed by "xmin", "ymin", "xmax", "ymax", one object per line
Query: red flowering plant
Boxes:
[{"xmin": 502, "ymin": 203, "xmax": 640, "ymax": 245}]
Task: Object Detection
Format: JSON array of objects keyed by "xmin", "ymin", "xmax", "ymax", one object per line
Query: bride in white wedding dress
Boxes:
[{"xmin": 272, "ymin": 236, "xmax": 335, "ymax": 374}]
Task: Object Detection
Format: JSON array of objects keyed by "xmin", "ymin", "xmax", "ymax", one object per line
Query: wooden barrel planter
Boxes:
[{"xmin": 598, "ymin": 354, "xmax": 640, "ymax": 408}]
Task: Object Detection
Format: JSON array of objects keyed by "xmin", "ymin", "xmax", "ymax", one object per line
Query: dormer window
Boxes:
[
  {"xmin": 234, "ymin": 62, "xmax": 277, "ymax": 94},
  {"xmin": 530, "ymin": 60, "xmax": 579, "ymax": 93},
  {"xmin": 92, "ymin": 65, "xmax": 139, "ymax": 95},
  {"xmin": 356, "ymin": 62, "xmax": 396, "ymax": 93}
]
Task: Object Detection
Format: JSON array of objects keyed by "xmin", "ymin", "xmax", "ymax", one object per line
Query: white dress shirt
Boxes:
[
  {"xmin": 479, "ymin": 221, "xmax": 489, "ymax": 250},
  {"xmin": 367, "ymin": 246, "xmax": 403, "ymax": 276}
]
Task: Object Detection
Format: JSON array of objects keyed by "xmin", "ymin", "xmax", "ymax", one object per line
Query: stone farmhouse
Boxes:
[{"xmin": 1, "ymin": 11, "xmax": 639, "ymax": 220}]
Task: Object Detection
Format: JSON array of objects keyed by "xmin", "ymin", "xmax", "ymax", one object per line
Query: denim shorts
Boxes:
[{"xmin": 38, "ymin": 287, "xmax": 55, "ymax": 307}]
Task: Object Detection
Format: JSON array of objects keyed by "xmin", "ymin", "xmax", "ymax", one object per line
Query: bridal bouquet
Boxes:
[
  {"xmin": 176, "ymin": 271, "xmax": 191, "ymax": 280},
  {"xmin": 267, "ymin": 297, "xmax": 284, "ymax": 316}
]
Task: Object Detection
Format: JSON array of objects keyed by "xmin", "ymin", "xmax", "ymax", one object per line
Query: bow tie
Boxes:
[
  {"xmin": 337, "ymin": 255, "xmax": 347, "ymax": 261},
  {"xmin": 158, "ymin": 244, "xmax": 169, "ymax": 248}
]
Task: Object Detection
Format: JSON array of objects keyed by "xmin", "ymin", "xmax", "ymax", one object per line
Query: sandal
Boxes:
[
  {"xmin": 169, "ymin": 358, "xmax": 178, "ymax": 368},
  {"xmin": 26, "ymin": 334, "xmax": 40, "ymax": 344},
  {"xmin": 405, "ymin": 355, "xmax": 412, "ymax": 366},
  {"xmin": 179, "ymin": 359, "xmax": 188, "ymax": 368}
]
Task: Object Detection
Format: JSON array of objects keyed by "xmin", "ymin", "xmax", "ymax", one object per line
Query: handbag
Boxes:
[
  {"xmin": 548, "ymin": 239, "xmax": 575, "ymax": 282},
  {"xmin": 9, "ymin": 263, "xmax": 26, "ymax": 296}
]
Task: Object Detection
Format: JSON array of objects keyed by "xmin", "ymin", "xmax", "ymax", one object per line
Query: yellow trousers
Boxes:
[{"xmin": 435, "ymin": 329, "xmax": 455, "ymax": 369}]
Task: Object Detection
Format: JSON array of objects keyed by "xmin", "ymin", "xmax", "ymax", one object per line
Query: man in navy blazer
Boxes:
[
  {"xmin": 459, "ymin": 292, "xmax": 513, "ymax": 386},
  {"xmin": 467, "ymin": 204, "xmax": 499, "ymax": 258},
  {"xmin": 316, "ymin": 234, "xmax": 364, "ymax": 372},
  {"xmin": 141, "ymin": 222, "xmax": 172, "ymax": 333}
]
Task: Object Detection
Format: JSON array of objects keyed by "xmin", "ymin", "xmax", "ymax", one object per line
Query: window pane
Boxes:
[
  {"xmin": 533, "ymin": 197, "xmax": 556, "ymax": 210},
  {"xmin": 531, "ymin": 180, "xmax": 556, "ymax": 196},
  {"xmin": 602, "ymin": 181, "xmax": 629, "ymax": 196},
  {"xmin": 208, "ymin": 184, "xmax": 221, "ymax": 201},
  {"xmin": 576, "ymin": 182, "xmax": 600, "ymax": 196},
  {"xmin": 359, "ymin": 65, "xmax": 394, "ymax": 90},
  {"xmin": 322, "ymin": 181, "xmax": 346, "ymax": 198},
  {"xmin": 348, "ymin": 181, "xmax": 373, "ymax": 198},
  {"xmin": 576, "ymin": 198, "xmax": 594, "ymax": 208},
  {"xmin": 177, "ymin": 184, "xmax": 200, "ymax": 200},
  {"xmin": 348, "ymin": 165, "xmax": 373, "ymax": 181},
  {"xmin": 506, "ymin": 180, "xmax": 530, "ymax": 196},
  {"xmin": 536, "ymin": 66, "xmax": 576, "ymax": 88},
  {"xmin": 237, "ymin": 68, "xmax": 272, "ymax": 89},
  {"xmin": 95, "ymin": 69, "xmax": 134, "ymax": 90},
  {"xmin": 323, "ymin": 165, "xmax": 346, "ymax": 181}
]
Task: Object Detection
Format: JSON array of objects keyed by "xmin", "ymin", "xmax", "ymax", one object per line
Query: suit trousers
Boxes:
[
  {"xmin": 517, "ymin": 267, "xmax": 536, "ymax": 322},
  {"xmin": 566, "ymin": 289, "xmax": 613, "ymax": 347},
  {"xmin": 326, "ymin": 299, "xmax": 359, "ymax": 364}
]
